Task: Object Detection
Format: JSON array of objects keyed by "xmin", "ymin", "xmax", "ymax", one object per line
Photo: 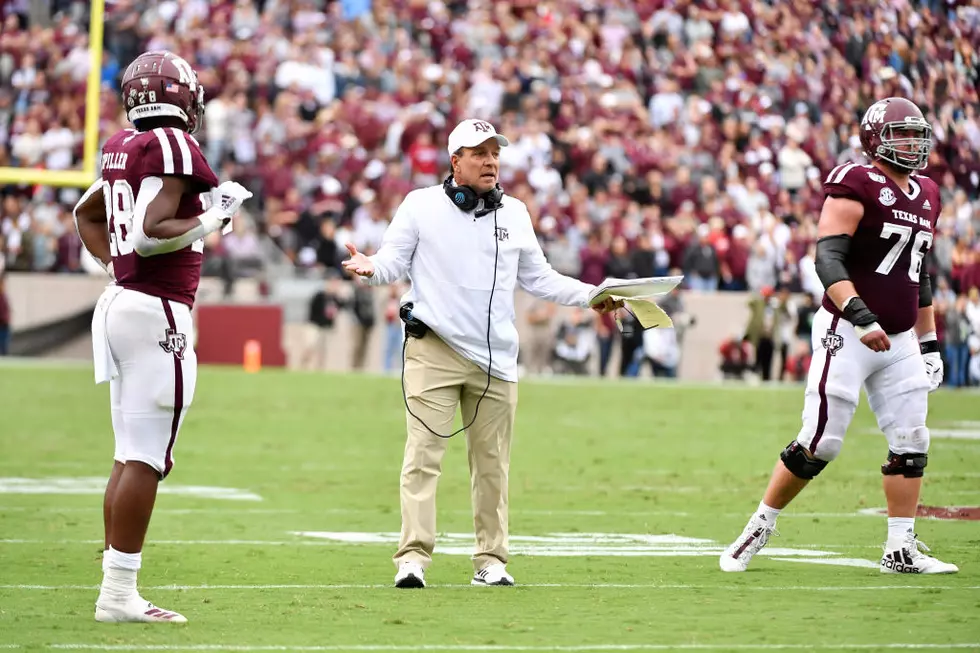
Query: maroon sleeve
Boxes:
[
  {"xmin": 140, "ymin": 127, "xmax": 218, "ymax": 190},
  {"xmin": 822, "ymin": 163, "xmax": 867, "ymax": 202}
]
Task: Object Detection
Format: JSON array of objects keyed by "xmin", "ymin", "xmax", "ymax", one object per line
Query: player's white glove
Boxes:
[
  {"xmin": 204, "ymin": 181, "xmax": 253, "ymax": 234},
  {"xmin": 919, "ymin": 331, "xmax": 943, "ymax": 392}
]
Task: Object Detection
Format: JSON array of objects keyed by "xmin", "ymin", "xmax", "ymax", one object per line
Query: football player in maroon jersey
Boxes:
[
  {"xmin": 73, "ymin": 51, "xmax": 252, "ymax": 622},
  {"xmin": 720, "ymin": 98, "xmax": 956, "ymax": 575}
]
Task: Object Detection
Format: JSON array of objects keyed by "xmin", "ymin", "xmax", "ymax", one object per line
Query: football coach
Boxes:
[{"xmin": 343, "ymin": 118, "xmax": 621, "ymax": 589}]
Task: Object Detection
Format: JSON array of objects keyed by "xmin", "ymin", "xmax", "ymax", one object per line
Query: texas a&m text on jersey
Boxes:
[
  {"xmin": 72, "ymin": 50, "xmax": 252, "ymax": 626},
  {"xmin": 821, "ymin": 161, "xmax": 940, "ymax": 334},
  {"xmin": 719, "ymin": 97, "xmax": 957, "ymax": 578}
]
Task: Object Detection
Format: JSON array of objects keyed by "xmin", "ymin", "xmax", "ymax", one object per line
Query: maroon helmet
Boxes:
[
  {"xmin": 859, "ymin": 97, "xmax": 933, "ymax": 172},
  {"xmin": 121, "ymin": 51, "xmax": 205, "ymax": 134}
]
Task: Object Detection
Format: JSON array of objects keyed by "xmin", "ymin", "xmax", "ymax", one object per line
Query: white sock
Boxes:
[
  {"xmin": 887, "ymin": 517, "xmax": 915, "ymax": 547},
  {"xmin": 98, "ymin": 547, "xmax": 141, "ymax": 603},
  {"xmin": 756, "ymin": 501, "xmax": 781, "ymax": 526}
]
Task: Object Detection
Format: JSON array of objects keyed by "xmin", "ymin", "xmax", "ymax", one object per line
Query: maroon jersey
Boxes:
[
  {"xmin": 101, "ymin": 127, "xmax": 218, "ymax": 307},
  {"xmin": 821, "ymin": 163, "xmax": 941, "ymax": 333}
]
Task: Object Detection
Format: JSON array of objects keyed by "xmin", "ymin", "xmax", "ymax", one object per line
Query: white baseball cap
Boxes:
[{"xmin": 447, "ymin": 119, "xmax": 510, "ymax": 156}]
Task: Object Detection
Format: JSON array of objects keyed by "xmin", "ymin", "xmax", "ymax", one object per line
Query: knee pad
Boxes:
[
  {"xmin": 883, "ymin": 425, "xmax": 930, "ymax": 456},
  {"xmin": 780, "ymin": 440, "xmax": 829, "ymax": 480},
  {"xmin": 881, "ymin": 450, "xmax": 928, "ymax": 478},
  {"xmin": 808, "ymin": 433, "xmax": 844, "ymax": 462}
]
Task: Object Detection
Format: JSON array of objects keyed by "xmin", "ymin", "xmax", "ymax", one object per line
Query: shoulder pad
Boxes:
[
  {"xmin": 823, "ymin": 164, "xmax": 874, "ymax": 201},
  {"xmin": 141, "ymin": 127, "xmax": 218, "ymax": 188}
]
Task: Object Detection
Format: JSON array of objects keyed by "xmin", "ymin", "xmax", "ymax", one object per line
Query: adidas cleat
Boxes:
[
  {"xmin": 95, "ymin": 596, "xmax": 187, "ymax": 623},
  {"xmin": 719, "ymin": 514, "xmax": 778, "ymax": 572},
  {"xmin": 880, "ymin": 533, "xmax": 958, "ymax": 574}
]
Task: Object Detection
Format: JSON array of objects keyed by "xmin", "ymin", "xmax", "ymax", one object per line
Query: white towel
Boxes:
[{"xmin": 92, "ymin": 284, "xmax": 123, "ymax": 384}]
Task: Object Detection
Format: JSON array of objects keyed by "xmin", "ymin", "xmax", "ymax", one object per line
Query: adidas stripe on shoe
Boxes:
[
  {"xmin": 95, "ymin": 596, "xmax": 187, "ymax": 623},
  {"xmin": 719, "ymin": 514, "xmax": 778, "ymax": 572},
  {"xmin": 880, "ymin": 533, "xmax": 958, "ymax": 574},
  {"xmin": 472, "ymin": 563, "xmax": 514, "ymax": 586}
]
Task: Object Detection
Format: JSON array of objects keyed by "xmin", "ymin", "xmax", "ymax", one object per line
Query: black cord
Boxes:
[{"xmin": 400, "ymin": 208, "xmax": 498, "ymax": 439}]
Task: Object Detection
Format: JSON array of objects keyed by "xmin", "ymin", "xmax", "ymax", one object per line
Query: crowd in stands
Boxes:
[{"xmin": 0, "ymin": 0, "xmax": 978, "ymax": 382}]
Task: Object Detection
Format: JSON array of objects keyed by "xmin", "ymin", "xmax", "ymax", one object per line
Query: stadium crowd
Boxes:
[{"xmin": 0, "ymin": 0, "xmax": 978, "ymax": 383}]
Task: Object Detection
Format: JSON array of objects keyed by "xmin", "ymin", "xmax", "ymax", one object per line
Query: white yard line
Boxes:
[
  {"xmin": 0, "ymin": 539, "xmax": 339, "ymax": 545},
  {"xmin": 2, "ymin": 583, "xmax": 977, "ymax": 591},
  {"xmin": 0, "ymin": 507, "xmax": 296, "ymax": 514},
  {"xmin": 4, "ymin": 503, "xmax": 978, "ymax": 518},
  {"xmin": 0, "ymin": 507, "xmax": 913, "ymax": 519},
  {"xmin": 0, "ymin": 538, "xmax": 889, "ymax": 549},
  {"xmin": 25, "ymin": 642, "xmax": 980, "ymax": 651}
]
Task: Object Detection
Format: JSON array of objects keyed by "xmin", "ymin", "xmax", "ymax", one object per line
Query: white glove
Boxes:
[
  {"xmin": 209, "ymin": 181, "xmax": 253, "ymax": 234},
  {"xmin": 919, "ymin": 332, "xmax": 943, "ymax": 392}
]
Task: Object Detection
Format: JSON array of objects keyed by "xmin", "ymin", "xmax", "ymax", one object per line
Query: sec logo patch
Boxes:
[{"xmin": 878, "ymin": 187, "xmax": 897, "ymax": 207}]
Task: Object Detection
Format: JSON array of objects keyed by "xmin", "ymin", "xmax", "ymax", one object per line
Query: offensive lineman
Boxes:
[
  {"xmin": 719, "ymin": 98, "xmax": 957, "ymax": 575},
  {"xmin": 73, "ymin": 51, "xmax": 252, "ymax": 622}
]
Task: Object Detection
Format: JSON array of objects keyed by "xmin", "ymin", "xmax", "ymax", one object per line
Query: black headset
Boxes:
[
  {"xmin": 442, "ymin": 174, "xmax": 504, "ymax": 217},
  {"xmin": 398, "ymin": 175, "xmax": 503, "ymax": 439}
]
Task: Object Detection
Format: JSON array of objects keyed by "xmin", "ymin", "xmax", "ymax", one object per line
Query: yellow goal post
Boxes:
[{"xmin": 0, "ymin": 0, "xmax": 105, "ymax": 189}]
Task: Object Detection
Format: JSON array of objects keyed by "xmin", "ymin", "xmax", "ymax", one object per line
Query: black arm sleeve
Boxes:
[
  {"xmin": 814, "ymin": 234, "xmax": 852, "ymax": 289},
  {"xmin": 815, "ymin": 234, "xmax": 879, "ymax": 327},
  {"xmin": 919, "ymin": 265, "xmax": 933, "ymax": 308}
]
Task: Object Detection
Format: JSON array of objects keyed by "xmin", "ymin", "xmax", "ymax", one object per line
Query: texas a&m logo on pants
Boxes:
[
  {"xmin": 821, "ymin": 328, "xmax": 844, "ymax": 356},
  {"xmin": 159, "ymin": 328, "xmax": 187, "ymax": 359}
]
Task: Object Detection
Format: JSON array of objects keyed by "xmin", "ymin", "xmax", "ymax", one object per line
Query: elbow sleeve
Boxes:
[
  {"xmin": 814, "ymin": 234, "xmax": 852, "ymax": 290},
  {"xmin": 134, "ymin": 219, "xmax": 212, "ymax": 256},
  {"xmin": 918, "ymin": 266, "xmax": 933, "ymax": 307}
]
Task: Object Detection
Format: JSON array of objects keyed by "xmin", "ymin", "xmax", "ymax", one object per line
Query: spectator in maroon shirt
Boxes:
[
  {"xmin": 578, "ymin": 233, "xmax": 610, "ymax": 287},
  {"xmin": 669, "ymin": 166, "xmax": 699, "ymax": 212},
  {"xmin": 721, "ymin": 224, "xmax": 751, "ymax": 291},
  {"xmin": 54, "ymin": 210, "xmax": 81, "ymax": 273},
  {"xmin": 960, "ymin": 249, "xmax": 980, "ymax": 294}
]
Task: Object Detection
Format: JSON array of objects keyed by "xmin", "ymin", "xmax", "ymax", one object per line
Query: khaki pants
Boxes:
[{"xmin": 394, "ymin": 333, "xmax": 518, "ymax": 572}]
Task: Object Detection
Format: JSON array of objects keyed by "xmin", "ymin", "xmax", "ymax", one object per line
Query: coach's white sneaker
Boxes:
[
  {"xmin": 880, "ymin": 533, "xmax": 959, "ymax": 574},
  {"xmin": 472, "ymin": 563, "xmax": 515, "ymax": 586},
  {"xmin": 719, "ymin": 514, "xmax": 778, "ymax": 572},
  {"xmin": 95, "ymin": 595, "xmax": 187, "ymax": 623},
  {"xmin": 394, "ymin": 561, "xmax": 426, "ymax": 588}
]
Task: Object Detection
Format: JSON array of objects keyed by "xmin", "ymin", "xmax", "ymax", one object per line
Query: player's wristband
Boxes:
[
  {"xmin": 198, "ymin": 206, "xmax": 229, "ymax": 234},
  {"xmin": 918, "ymin": 331, "xmax": 939, "ymax": 354},
  {"xmin": 841, "ymin": 296, "xmax": 879, "ymax": 328},
  {"xmin": 854, "ymin": 322, "xmax": 884, "ymax": 339}
]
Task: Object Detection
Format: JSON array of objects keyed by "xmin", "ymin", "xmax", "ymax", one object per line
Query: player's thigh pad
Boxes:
[
  {"xmin": 864, "ymin": 335, "xmax": 930, "ymax": 456},
  {"xmin": 795, "ymin": 309, "xmax": 865, "ymax": 461},
  {"xmin": 105, "ymin": 290, "xmax": 197, "ymax": 477}
]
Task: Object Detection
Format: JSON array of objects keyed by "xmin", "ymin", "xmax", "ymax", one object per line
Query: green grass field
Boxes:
[{"xmin": 1, "ymin": 362, "xmax": 978, "ymax": 652}]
